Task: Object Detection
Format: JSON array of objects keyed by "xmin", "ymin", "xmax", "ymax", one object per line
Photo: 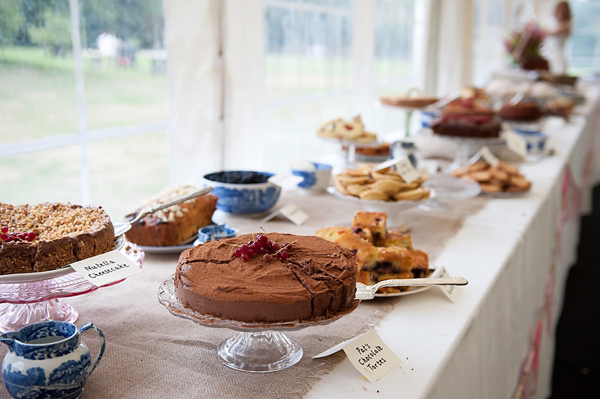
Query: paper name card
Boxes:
[
  {"xmin": 437, "ymin": 266, "xmax": 463, "ymax": 303},
  {"xmin": 268, "ymin": 174, "xmax": 304, "ymax": 190},
  {"xmin": 394, "ymin": 157, "xmax": 420, "ymax": 184},
  {"xmin": 70, "ymin": 251, "xmax": 142, "ymax": 287},
  {"xmin": 343, "ymin": 329, "xmax": 401, "ymax": 383},
  {"xmin": 504, "ymin": 130, "xmax": 528, "ymax": 159},
  {"xmin": 261, "ymin": 203, "xmax": 309, "ymax": 226},
  {"xmin": 480, "ymin": 146, "xmax": 500, "ymax": 168}
]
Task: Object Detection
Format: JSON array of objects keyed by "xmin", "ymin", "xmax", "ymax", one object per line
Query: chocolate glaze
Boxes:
[{"xmin": 175, "ymin": 233, "xmax": 357, "ymax": 323}]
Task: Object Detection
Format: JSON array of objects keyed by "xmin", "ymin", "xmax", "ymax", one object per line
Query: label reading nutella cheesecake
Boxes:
[
  {"xmin": 343, "ymin": 329, "xmax": 401, "ymax": 383},
  {"xmin": 69, "ymin": 251, "xmax": 141, "ymax": 287}
]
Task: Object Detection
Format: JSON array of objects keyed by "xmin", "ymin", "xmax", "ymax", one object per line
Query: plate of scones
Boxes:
[{"xmin": 317, "ymin": 211, "xmax": 437, "ymax": 297}]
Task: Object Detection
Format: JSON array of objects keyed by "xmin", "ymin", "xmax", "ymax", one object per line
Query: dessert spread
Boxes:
[
  {"xmin": 333, "ymin": 166, "xmax": 430, "ymax": 202},
  {"xmin": 317, "ymin": 115, "xmax": 377, "ymax": 142},
  {"xmin": 175, "ymin": 233, "xmax": 358, "ymax": 323},
  {"xmin": 125, "ymin": 185, "xmax": 217, "ymax": 247},
  {"xmin": 452, "ymin": 161, "xmax": 532, "ymax": 193},
  {"xmin": 317, "ymin": 211, "xmax": 432, "ymax": 294},
  {"xmin": 0, "ymin": 202, "xmax": 114, "ymax": 275}
]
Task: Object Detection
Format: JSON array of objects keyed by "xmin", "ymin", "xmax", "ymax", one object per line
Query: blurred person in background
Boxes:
[{"xmin": 543, "ymin": 1, "xmax": 572, "ymax": 75}]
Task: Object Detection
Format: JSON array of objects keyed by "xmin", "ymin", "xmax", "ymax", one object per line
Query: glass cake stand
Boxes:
[
  {"xmin": 418, "ymin": 173, "xmax": 481, "ymax": 212},
  {"xmin": 0, "ymin": 237, "xmax": 144, "ymax": 332},
  {"xmin": 319, "ymin": 136, "xmax": 384, "ymax": 167},
  {"xmin": 444, "ymin": 135, "xmax": 506, "ymax": 169},
  {"xmin": 158, "ymin": 276, "xmax": 358, "ymax": 373}
]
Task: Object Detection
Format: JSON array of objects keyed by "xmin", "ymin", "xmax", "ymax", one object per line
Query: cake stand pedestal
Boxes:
[
  {"xmin": 0, "ymin": 241, "xmax": 144, "ymax": 332},
  {"xmin": 158, "ymin": 276, "xmax": 353, "ymax": 373},
  {"xmin": 320, "ymin": 137, "xmax": 383, "ymax": 168},
  {"xmin": 442, "ymin": 135, "xmax": 505, "ymax": 170}
]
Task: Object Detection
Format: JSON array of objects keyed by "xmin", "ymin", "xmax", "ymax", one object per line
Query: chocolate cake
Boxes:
[
  {"xmin": 125, "ymin": 185, "xmax": 218, "ymax": 246},
  {"xmin": 499, "ymin": 101, "xmax": 543, "ymax": 121},
  {"xmin": 0, "ymin": 203, "xmax": 114, "ymax": 275},
  {"xmin": 431, "ymin": 114, "xmax": 501, "ymax": 138},
  {"xmin": 175, "ymin": 233, "xmax": 358, "ymax": 323}
]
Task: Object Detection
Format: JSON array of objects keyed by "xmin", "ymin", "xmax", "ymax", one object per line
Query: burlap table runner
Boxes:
[{"xmin": 0, "ymin": 193, "xmax": 488, "ymax": 399}]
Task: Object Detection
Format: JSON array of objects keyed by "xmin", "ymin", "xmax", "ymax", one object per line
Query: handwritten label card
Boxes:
[
  {"xmin": 394, "ymin": 157, "xmax": 420, "ymax": 184},
  {"xmin": 342, "ymin": 329, "xmax": 401, "ymax": 383},
  {"xmin": 70, "ymin": 251, "xmax": 141, "ymax": 287},
  {"xmin": 505, "ymin": 130, "xmax": 528, "ymax": 159},
  {"xmin": 480, "ymin": 146, "xmax": 500, "ymax": 168},
  {"xmin": 261, "ymin": 203, "xmax": 309, "ymax": 226},
  {"xmin": 268, "ymin": 174, "xmax": 304, "ymax": 190},
  {"xmin": 437, "ymin": 266, "xmax": 463, "ymax": 303}
]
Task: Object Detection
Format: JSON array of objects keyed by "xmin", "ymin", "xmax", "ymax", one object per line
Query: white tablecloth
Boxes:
[{"xmin": 300, "ymin": 90, "xmax": 599, "ymax": 398}]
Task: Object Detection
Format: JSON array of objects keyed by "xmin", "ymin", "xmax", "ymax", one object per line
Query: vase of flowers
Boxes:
[{"xmin": 505, "ymin": 22, "xmax": 549, "ymax": 71}]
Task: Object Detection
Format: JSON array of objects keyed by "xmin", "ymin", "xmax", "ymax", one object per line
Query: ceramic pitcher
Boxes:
[{"xmin": 0, "ymin": 320, "xmax": 105, "ymax": 399}]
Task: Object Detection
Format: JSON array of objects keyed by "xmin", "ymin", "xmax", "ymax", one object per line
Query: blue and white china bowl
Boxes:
[
  {"xmin": 203, "ymin": 171, "xmax": 281, "ymax": 214},
  {"xmin": 195, "ymin": 224, "xmax": 237, "ymax": 245},
  {"xmin": 420, "ymin": 110, "xmax": 439, "ymax": 128},
  {"xmin": 291, "ymin": 162, "xmax": 332, "ymax": 192},
  {"xmin": 511, "ymin": 126, "xmax": 548, "ymax": 154},
  {"xmin": 1, "ymin": 321, "xmax": 105, "ymax": 399}
]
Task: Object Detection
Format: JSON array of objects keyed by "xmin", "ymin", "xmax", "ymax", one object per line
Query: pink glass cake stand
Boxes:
[
  {"xmin": 158, "ymin": 276, "xmax": 357, "ymax": 373},
  {"xmin": 0, "ymin": 238, "xmax": 144, "ymax": 332}
]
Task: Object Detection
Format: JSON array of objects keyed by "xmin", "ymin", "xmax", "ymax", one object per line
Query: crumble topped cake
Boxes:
[
  {"xmin": 125, "ymin": 185, "xmax": 218, "ymax": 247},
  {"xmin": 175, "ymin": 233, "xmax": 358, "ymax": 323},
  {"xmin": 0, "ymin": 202, "xmax": 114, "ymax": 275}
]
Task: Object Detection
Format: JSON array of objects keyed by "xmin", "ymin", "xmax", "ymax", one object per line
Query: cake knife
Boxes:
[
  {"xmin": 114, "ymin": 186, "xmax": 214, "ymax": 237},
  {"xmin": 355, "ymin": 277, "xmax": 468, "ymax": 300}
]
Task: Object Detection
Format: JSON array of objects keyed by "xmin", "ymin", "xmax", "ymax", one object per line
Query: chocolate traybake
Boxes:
[
  {"xmin": 0, "ymin": 202, "xmax": 114, "ymax": 275},
  {"xmin": 175, "ymin": 233, "xmax": 358, "ymax": 323}
]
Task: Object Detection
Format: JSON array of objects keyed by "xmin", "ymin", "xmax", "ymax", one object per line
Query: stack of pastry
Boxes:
[
  {"xmin": 452, "ymin": 162, "xmax": 532, "ymax": 193},
  {"xmin": 333, "ymin": 166, "xmax": 430, "ymax": 202},
  {"xmin": 317, "ymin": 115, "xmax": 377, "ymax": 142},
  {"xmin": 317, "ymin": 211, "xmax": 431, "ymax": 293}
]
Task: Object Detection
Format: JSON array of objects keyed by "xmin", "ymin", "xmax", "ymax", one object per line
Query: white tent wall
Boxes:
[
  {"xmin": 163, "ymin": 0, "xmax": 511, "ymax": 179},
  {"xmin": 163, "ymin": 0, "xmax": 224, "ymax": 185}
]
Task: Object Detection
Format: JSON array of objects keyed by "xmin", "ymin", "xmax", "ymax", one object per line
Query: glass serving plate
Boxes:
[
  {"xmin": 0, "ymin": 236, "xmax": 144, "ymax": 332},
  {"xmin": 418, "ymin": 173, "xmax": 481, "ymax": 212},
  {"xmin": 480, "ymin": 188, "xmax": 531, "ymax": 198},
  {"xmin": 326, "ymin": 186, "xmax": 431, "ymax": 214},
  {"xmin": 374, "ymin": 265, "xmax": 443, "ymax": 297},
  {"xmin": 158, "ymin": 276, "xmax": 358, "ymax": 373}
]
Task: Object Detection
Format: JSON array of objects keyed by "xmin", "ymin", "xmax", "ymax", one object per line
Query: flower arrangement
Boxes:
[{"xmin": 505, "ymin": 22, "xmax": 548, "ymax": 70}]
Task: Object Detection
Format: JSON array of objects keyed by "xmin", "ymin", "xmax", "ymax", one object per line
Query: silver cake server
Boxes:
[
  {"xmin": 114, "ymin": 186, "xmax": 214, "ymax": 237},
  {"xmin": 355, "ymin": 276, "xmax": 468, "ymax": 300}
]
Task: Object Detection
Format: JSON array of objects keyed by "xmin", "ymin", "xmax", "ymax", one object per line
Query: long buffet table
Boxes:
[{"xmin": 1, "ymin": 88, "xmax": 598, "ymax": 399}]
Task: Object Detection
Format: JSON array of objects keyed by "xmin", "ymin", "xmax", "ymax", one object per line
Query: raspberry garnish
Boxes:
[
  {"xmin": 232, "ymin": 234, "xmax": 295, "ymax": 262},
  {"xmin": 0, "ymin": 229, "xmax": 37, "ymax": 243}
]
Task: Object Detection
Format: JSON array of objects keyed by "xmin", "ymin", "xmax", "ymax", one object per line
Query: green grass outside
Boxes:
[{"xmin": 0, "ymin": 46, "xmax": 170, "ymax": 220}]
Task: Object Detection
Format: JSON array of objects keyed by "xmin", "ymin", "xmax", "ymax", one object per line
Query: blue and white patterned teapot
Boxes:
[{"xmin": 0, "ymin": 321, "xmax": 105, "ymax": 399}]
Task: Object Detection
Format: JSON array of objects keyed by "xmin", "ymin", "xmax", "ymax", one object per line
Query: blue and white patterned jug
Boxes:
[{"xmin": 0, "ymin": 321, "xmax": 105, "ymax": 399}]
